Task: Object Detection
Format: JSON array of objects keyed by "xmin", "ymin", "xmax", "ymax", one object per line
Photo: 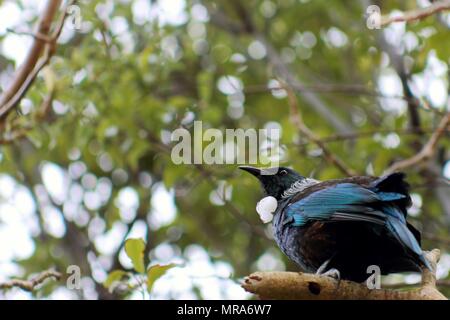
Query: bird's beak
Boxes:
[{"xmin": 239, "ymin": 166, "xmax": 261, "ymax": 177}]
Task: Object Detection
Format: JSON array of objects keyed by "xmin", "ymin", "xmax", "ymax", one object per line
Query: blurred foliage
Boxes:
[
  {"xmin": 0, "ymin": 0, "xmax": 449, "ymax": 299},
  {"xmin": 104, "ymin": 238, "xmax": 176, "ymax": 298}
]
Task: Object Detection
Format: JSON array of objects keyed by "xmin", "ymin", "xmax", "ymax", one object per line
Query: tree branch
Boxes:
[
  {"xmin": 204, "ymin": 1, "xmax": 354, "ymax": 135},
  {"xmin": 384, "ymin": 111, "xmax": 450, "ymax": 174},
  {"xmin": 284, "ymin": 83, "xmax": 357, "ymax": 176},
  {"xmin": 289, "ymin": 127, "xmax": 450, "ymax": 145},
  {"xmin": 0, "ymin": 0, "xmax": 76, "ymax": 120},
  {"xmin": 0, "ymin": 269, "xmax": 61, "ymax": 292},
  {"xmin": 256, "ymin": 33, "xmax": 354, "ymax": 135},
  {"xmin": 242, "ymin": 249, "xmax": 447, "ymax": 300},
  {"xmin": 381, "ymin": 0, "xmax": 450, "ymax": 26},
  {"xmin": 373, "ymin": 0, "xmax": 450, "ymax": 222}
]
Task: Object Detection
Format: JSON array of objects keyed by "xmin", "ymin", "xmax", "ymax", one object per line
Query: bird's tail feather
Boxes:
[{"xmin": 386, "ymin": 215, "xmax": 432, "ymax": 271}]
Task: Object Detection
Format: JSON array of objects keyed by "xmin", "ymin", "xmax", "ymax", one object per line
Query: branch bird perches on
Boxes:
[{"xmin": 242, "ymin": 249, "xmax": 447, "ymax": 300}]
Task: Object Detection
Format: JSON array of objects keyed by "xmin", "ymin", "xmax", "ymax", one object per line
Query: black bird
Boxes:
[{"xmin": 240, "ymin": 166, "xmax": 431, "ymax": 282}]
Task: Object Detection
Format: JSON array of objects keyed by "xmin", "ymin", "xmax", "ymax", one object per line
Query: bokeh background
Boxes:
[{"xmin": 0, "ymin": 0, "xmax": 449, "ymax": 299}]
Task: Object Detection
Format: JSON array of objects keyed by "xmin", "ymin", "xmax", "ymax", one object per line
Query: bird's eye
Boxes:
[{"xmin": 280, "ymin": 170, "xmax": 287, "ymax": 176}]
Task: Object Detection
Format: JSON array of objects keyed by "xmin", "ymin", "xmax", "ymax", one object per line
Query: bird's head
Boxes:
[{"xmin": 239, "ymin": 166, "xmax": 304, "ymax": 200}]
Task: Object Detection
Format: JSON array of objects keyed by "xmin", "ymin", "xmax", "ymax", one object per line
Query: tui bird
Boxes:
[{"xmin": 240, "ymin": 166, "xmax": 431, "ymax": 282}]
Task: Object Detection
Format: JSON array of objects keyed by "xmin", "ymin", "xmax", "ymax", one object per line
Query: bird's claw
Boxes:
[
  {"xmin": 321, "ymin": 268, "xmax": 340, "ymax": 281},
  {"xmin": 315, "ymin": 257, "xmax": 340, "ymax": 286},
  {"xmin": 315, "ymin": 258, "xmax": 332, "ymax": 275}
]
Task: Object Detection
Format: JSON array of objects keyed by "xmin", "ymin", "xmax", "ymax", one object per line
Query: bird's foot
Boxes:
[
  {"xmin": 315, "ymin": 257, "xmax": 340, "ymax": 286},
  {"xmin": 318, "ymin": 268, "xmax": 341, "ymax": 290},
  {"xmin": 321, "ymin": 268, "xmax": 340, "ymax": 281},
  {"xmin": 315, "ymin": 258, "xmax": 332, "ymax": 275}
]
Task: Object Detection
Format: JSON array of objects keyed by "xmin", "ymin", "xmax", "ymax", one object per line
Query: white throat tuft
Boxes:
[{"xmin": 256, "ymin": 196, "xmax": 278, "ymax": 223}]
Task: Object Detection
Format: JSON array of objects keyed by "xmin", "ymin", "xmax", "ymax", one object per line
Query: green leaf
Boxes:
[
  {"xmin": 124, "ymin": 238, "xmax": 146, "ymax": 273},
  {"xmin": 146, "ymin": 264, "xmax": 176, "ymax": 294},
  {"xmin": 104, "ymin": 270, "xmax": 128, "ymax": 289}
]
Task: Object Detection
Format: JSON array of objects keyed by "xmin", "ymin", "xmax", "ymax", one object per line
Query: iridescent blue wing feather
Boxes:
[{"xmin": 285, "ymin": 181, "xmax": 431, "ymax": 270}]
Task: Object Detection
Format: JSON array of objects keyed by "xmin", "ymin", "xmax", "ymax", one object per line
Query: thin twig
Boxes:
[
  {"xmin": 384, "ymin": 111, "xmax": 450, "ymax": 174},
  {"xmin": 381, "ymin": 0, "xmax": 450, "ymax": 26},
  {"xmin": 6, "ymin": 28, "xmax": 54, "ymax": 42},
  {"xmin": 290, "ymin": 127, "xmax": 450, "ymax": 145},
  {"xmin": 283, "ymin": 82, "xmax": 357, "ymax": 176},
  {"xmin": 0, "ymin": 269, "xmax": 61, "ymax": 292}
]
